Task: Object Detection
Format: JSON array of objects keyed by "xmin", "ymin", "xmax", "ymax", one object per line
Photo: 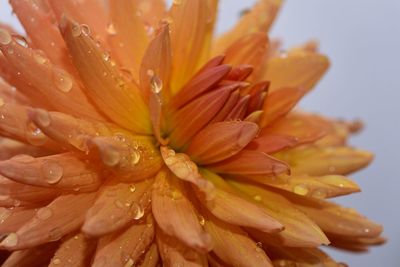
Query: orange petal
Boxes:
[
  {"xmin": 168, "ymin": 86, "xmax": 233, "ymax": 149},
  {"xmin": 210, "ymin": 89, "xmax": 240, "ymax": 123},
  {"xmin": 248, "ymin": 134, "xmax": 299, "ymax": 154},
  {"xmin": 0, "ymin": 30, "xmax": 103, "ymax": 120},
  {"xmin": 207, "ymin": 150, "xmax": 289, "ymax": 177},
  {"xmin": 225, "ymin": 64, "xmax": 254, "ymax": 81},
  {"xmin": 2, "ymin": 242, "xmax": 58, "ymax": 267},
  {"xmin": 140, "ymin": 24, "xmax": 172, "ymax": 101},
  {"xmin": 92, "ymin": 215, "xmax": 154, "ymax": 267},
  {"xmin": 291, "ymin": 195, "xmax": 383, "ymax": 239},
  {"xmin": 0, "ymin": 138, "xmax": 52, "ymax": 161},
  {"xmin": 0, "ymin": 74, "xmax": 31, "ymax": 106},
  {"xmin": 152, "ymin": 170, "xmax": 212, "ymax": 252},
  {"xmin": 268, "ymin": 174, "xmax": 360, "ymax": 199},
  {"xmin": 137, "ymin": 0, "xmax": 167, "ymax": 27},
  {"xmin": 229, "ymin": 180, "xmax": 330, "ymax": 247},
  {"xmin": 60, "ymin": 18, "xmax": 151, "ymax": 134},
  {"xmin": 168, "ymin": 0, "xmax": 212, "ymax": 93},
  {"xmin": 49, "ymin": 0, "xmax": 108, "ymax": 44},
  {"xmin": 82, "ymin": 179, "xmax": 152, "ymax": 237},
  {"xmin": 49, "ymin": 233, "xmax": 96, "ymax": 267},
  {"xmin": 260, "ymin": 87, "xmax": 306, "ymax": 127},
  {"xmin": 156, "ymin": 227, "xmax": 208, "ymax": 267},
  {"xmin": 275, "ymin": 146, "xmax": 373, "ymax": 176},
  {"xmin": 186, "ymin": 121, "xmax": 259, "ymax": 165},
  {"xmin": 328, "ymin": 235, "xmax": 386, "ymax": 252},
  {"xmin": 224, "ymin": 95, "xmax": 250, "ymax": 121},
  {"xmin": 10, "ymin": 0, "xmax": 73, "ymax": 69},
  {"xmin": 200, "ymin": 170, "xmax": 283, "ymax": 233},
  {"xmin": 260, "ymin": 50, "xmax": 330, "ymax": 92},
  {"xmin": 171, "ymin": 63, "xmax": 231, "ymax": 109},
  {"xmin": 223, "ymin": 32, "xmax": 269, "ymax": 79},
  {"xmin": 137, "ymin": 243, "xmax": 159, "ymax": 267},
  {"xmin": 214, "ymin": 0, "xmax": 283, "ymax": 54},
  {"xmin": 0, "ymin": 207, "xmax": 36, "ymax": 233},
  {"xmin": 160, "ymin": 147, "xmax": 215, "ymax": 201},
  {"xmin": 203, "ymin": 212, "xmax": 273, "ymax": 267},
  {"xmin": 0, "ymin": 193, "xmax": 96, "ymax": 250},
  {"xmin": 0, "ymin": 152, "xmax": 102, "ymax": 192},
  {"xmin": 108, "ymin": 0, "xmax": 149, "ymax": 82}
]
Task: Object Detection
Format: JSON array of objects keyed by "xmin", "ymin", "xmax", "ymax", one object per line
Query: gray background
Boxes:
[{"xmin": 1, "ymin": 0, "xmax": 399, "ymax": 266}]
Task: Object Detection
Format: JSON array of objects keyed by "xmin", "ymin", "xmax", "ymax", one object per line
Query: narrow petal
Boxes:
[
  {"xmin": 0, "ymin": 138, "xmax": 52, "ymax": 160},
  {"xmin": 223, "ymin": 32, "xmax": 269, "ymax": 79},
  {"xmin": 214, "ymin": 0, "xmax": 283, "ymax": 54},
  {"xmin": 210, "ymin": 89, "xmax": 240, "ymax": 123},
  {"xmin": 2, "ymin": 242, "xmax": 58, "ymax": 267},
  {"xmin": 60, "ymin": 18, "xmax": 151, "ymax": 134},
  {"xmin": 290, "ymin": 195, "xmax": 383, "ymax": 239},
  {"xmin": 260, "ymin": 87, "xmax": 306, "ymax": 127},
  {"xmin": 0, "ymin": 207, "xmax": 36, "ymax": 233},
  {"xmin": 152, "ymin": 170, "xmax": 212, "ymax": 252},
  {"xmin": 328, "ymin": 235, "xmax": 386, "ymax": 252},
  {"xmin": 0, "ymin": 193, "xmax": 96, "ymax": 250},
  {"xmin": 0, "ymin": 153, "xmax": 102, "ymax": 192},
  {"xmin": 207, "ymin": 150, "xmax": 289, "ymax": 177},
  {"xmin": 92, "ymin": 215, "xmax": 154, "ymax": 267},
  {"xmin": 224, "ymin": 95, "xmax": 250, "ymax": 121},
  {"xmin": 225, "ymin": 64, "xmax": 254, "ymax": 81},
  {"xmin": 49, "ymin": 233, "xmax": 96, "ymax": 267},
  {"xmin": 168, "ymin": 86, "xmax": 233, "ymax": 149},
  {"xmin": 260, "ymin": 50, "xmax": 330, "ymax": 92},
  {"xmin": 0, "ymin": 79, "xmax": 31, "ymax": 106},
  {"xmin": 203, "ymin": 213, "xmax": 273, "ymax": 267},
  {"xmin": 275, "ymin": 146, "xmax": 373, "ymax": 176},
  {"xmin": 229, "ymin": 180, "xmax": 330, "ymax": 247},
  {"xmin": 161, "ymin": 147, "xmax": 215, "ymax": 200},
  {"xmin": 0, "ymin": 29, "xmax": 103, "ymax": 120},
  {"xmin": 247, "ymin": 134, "xmax": 299, "ymax": 154},
  {"xmin": 156, "ymin": 228, "xmax": 208, "ymax": 267},
  {"xmin": 186, "ymin": 121, "xmax": 259, "ymax": 165},
  {"xmin": 169, "ymin": 0, "xmax": 212, "ymax": 93},
  {"xmin": 108, "ymin": 0, "xmax": 149, "ymax": 82},
  {"xmin": 200, "ymin": 170, "xmax": 283, "ymax": 233},
  {"xmin": 82, "ymin": 179, "xmax": 153, "ymax": 237},
  {"xmin": 140, "ymin": 24, "xmax": 172, "ymax": 100},
  {"xmin": 137, "ymin": 243, "xmax": 159, "ymax": 267}
]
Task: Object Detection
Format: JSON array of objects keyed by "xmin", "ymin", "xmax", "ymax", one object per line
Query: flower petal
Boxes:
[
  {"xmin": 82, "ymin": 179, "xmax": 152, "ymax": 237},
  {"xmin": 0, "ymin": 193, "xmax": 96, "ymax": 250},
  {"xmin": 152, "ymin": 170, "xmax": 212, "ymax": 252},
  {"xmin": 137, "ymin": 243, "xmax": 159, "ymax": 267},
  {"xmin": 247, "ymin": 134, "xmax": 299, "ymax": 154},
  {"xmin": 137, "ymin": 0, "xmax": 166, "ymax": 27},
  {"xmin": 49, "ymin": 233, "xmax": 96, "ymax": 267},
  {"xmin": 260, "ymin": 87, "xmax": 306, "ymax": 127},
  {"xmin": 60, "ymin": 18, "xmax": 151, "ymax": 134},
  {"xmin": 160, "ymin": 147, "xmax": 215, "ymax": 201},
  {"xmin": 92, "ymin": 215, "xmax": 155, "ymax": 267},
  {"xmin": 203, "ymin": 213, "xmax": 273, "ymax": 267},
  {"xmin": 2, "ymin": 242, "xmax": 58, "ymax": 267},
  {"xmin": 156, "ymin": 227, "xmax": 208, "ymax": 267},
  {"xmin": 260, "ymin": 50, "xmax": 330, "ymax": 92},
  {"xmin": 168, "ymin": 0, "xmax": 212, "ymax": 93},
  {"xmin": 214, "ymin": 0, "xmax": 282, "ymax": 54},
  {"xmin": 210, "ymin": 89, "xmax": 240, "ymax": 123},
  {"xmin": 108, "ymin": 0, "xmax": 148, "ymax": 82},
  {"xmin": 0, "ymin": 207, "xmax": 36, "ymax": 233},
  {"xmin": 0, "ymin": 153, "xmax": 102, "ymax": 192},
  {"xmin": 200, "ymin": 170, "xmax": 283, "ymax": 233},
  {"xmin": 207, "ymin": 150, "xmax": 289, "ymax": 177},
  {"xmin": 224, "ymin": 95, "xmax": 250, "ymax": 121},
  {"xmin": 186, "ymin": 121, "xmax": 259, "ymax": 165}
]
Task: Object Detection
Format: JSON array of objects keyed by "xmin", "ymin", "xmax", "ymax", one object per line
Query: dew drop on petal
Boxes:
[
  {"xmin": 33, "ymin": 51, "xmax": 48, "ymax": 65},
  {"xmin": 253, "ymin": 195, "xmax": 262, "ymax": 202},
  {"xmin": 130, "ymin": 150, "xmax": 140, "ymax": 165},
  {"xmin": 2, "ymin": 233, "xmax": 18, "ymax": 247},
  {"xmin": 129, "ymin": 185, "xmax": 136, "ymax": 193},
  {"xmin": 13, "ymin": 35, "xmax": 28, "ymax": 48},
  {"xmin": 106, "ymin": 23, "xmax": 117, "ymax": 35},
  {"xmin": 101, "ymin": 147, "xmax": 121, "ymax": 167},
  {"xmin": 41, "ymin": 160, "xmax": 63, "ymax": 184},
  {"xmin": 198, "ymin": 215, "xmax": 205, "ymax": 226},
  {"xmin": 0, "ymin": 98, "xmax": 4, "ymax": 107},
  {"xmin": 0, "ymin": 29, "xmax": 12, "ymax": 45},
  {"xmin": 26, "ymin": 121, "xmax": 47, "ymax": 146},
  {"xmin": 71, "ymin": 23, "xmax": 82, "ymax": 37},
  {"xmin": 311, "ymin": 189, "xmax": 327, "ymax": 199},
  {"xmin": 102, "ymin": 52, "xmax": 110, "ymax": 62},
  {"xmin": 150, "ymin": 74, "xmax": 163, "ymax": 94},
  {"xmin": 123, "ymin": 258, "xmax": 134, "ymax": 267},
  {"xmin": 36, "ymin": 207, "xmax": 53, "ymax": 220},
  {"xmin": 53, "ymin": 69, "xmax": 73, "ymax": 93},
  {"xmin": 52, "ymin": 258, "xmax": 61, "ymax": 265},
  {"xmin": 114, "ymin": 200, "xmax": 124, "ymax": 209},
  {"xmin": 293, "ymin": 184, "xmax": 309, "ymax": 196},
  {"xmin": 81, "ymin": 24, "xmax": 91, "ymax": 36},
  {"xmin": 132, "ymin": 203, "xmax": 144, "ymax": 220}
]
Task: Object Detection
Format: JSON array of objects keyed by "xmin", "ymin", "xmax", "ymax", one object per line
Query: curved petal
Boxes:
[{"xmin": 2, "ymin": 242, "xmax": 58, "ymax": 267}]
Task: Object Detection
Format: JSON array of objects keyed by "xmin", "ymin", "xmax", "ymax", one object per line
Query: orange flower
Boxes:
[{"xmin": 0, "ymin": 0, "xmax": 383, "ymax": 266}]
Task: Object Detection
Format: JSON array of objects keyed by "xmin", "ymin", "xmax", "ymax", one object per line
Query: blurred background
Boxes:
[{"xmin": 1, "ymin": 0, "xmax": 399, "ymax": 266}]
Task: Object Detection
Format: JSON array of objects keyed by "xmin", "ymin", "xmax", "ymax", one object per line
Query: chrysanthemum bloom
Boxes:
[{"xmin": 0, "ymin": 0, "xmax": 384, "ymax": 266}]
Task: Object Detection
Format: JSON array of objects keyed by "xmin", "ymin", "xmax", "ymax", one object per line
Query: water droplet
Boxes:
[
  {"xmin": 36, "ymin": 207, "xmax": 52, "ymax": 220},
  {"xmin": 2, "ymin": 233, "xmax": 18, "ymax": 247},
  {"xmin": 81, "ymin": 24, "xmax": 91, "ymax": 36},
  {"xmin": 71, "ymin": 23, "xmax": 82, "ymax": 37},
  {"xmin": 129, "ymin": 185, "xmax": 136, "ymax": 193},
  {"xmin": 35, "ymin": 109, "xmax": 51, "ymax": 127},
  {"xmin": 41, "ymin": 160, "xmax": 63, "ymax": 184},
  {"xmin": 52, "ymin": 258, "xmax": 61, "ymax": 265},
  {"xmin": 146, "ymin": 69, "xmax": 154, "ymax": 77},
  {"xmin": 329, "ymin": 166, "xmax": 336, "ymax": 173},
  {"xmin": 33, "ymin": 51, "xmax": 48, "ymax": 65},
  {"xmin": 293, "ymin": 184, "xmax": 309, "ymax": 196},
  {"xmin": 53, "ymin": 69, "xmax": 73, "ymax": 92},
  {"xmin": 253, "ymin": 195, "xmax": 262, "ymax": 202},
  {"xmin": 150, "ymin": 75, "xmax": 163, "ymax": 94},
  {"xmin": 124, "ymin": 258, "xmax": 134, "ymax": 267},
  {"xmin": 0, "ymin": 29, "xmax": 12, "ymax": 45},
  {"xmin": 49, "ymin": 227, "xmax": 62, "ymax": 241},
  {"xmin": 102, "ymin": 52, "xmax": 110, "ymax": 62},
  {"xmin": 0, "ymin": 98, "xmax": 4, "ymax": 107},
  {"xmin": 106, "ymin": 23, "xmax": 117, "ymax": 35},
  {"xmin": 132, "ymin": 203, "xmax": 144, "ymax": 220},
  {"xmin": 101, "ymin": 147, "xmax": 121, "ymax": 167},
  {"xmin": 198, "ymin": 215, "xmax": 205, "ymax": 226},
  {"xmin": 26, "ymin": 121, "xmax": 47, "ymax": 146},
  {"xmin": 311, "ymin": 189, "xmax": 327, "ymax": 199},
  {"xmin": 11, "ymin": 154, "xmax": 35, "ymax": 163},
  {"xmin": 255, "ymin": 241, "xmax": 263, "ymax": 252},
  {"xmin": 13, "ymin": 35, "xmax": 28, "ymax": 48},
  {"xmin": 114, "ymin": 200, "xmax": 124, "ymax": 208},
  {"xmin": 130, "ymin": 150, "xmax": 140, "ymax": 165}
]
